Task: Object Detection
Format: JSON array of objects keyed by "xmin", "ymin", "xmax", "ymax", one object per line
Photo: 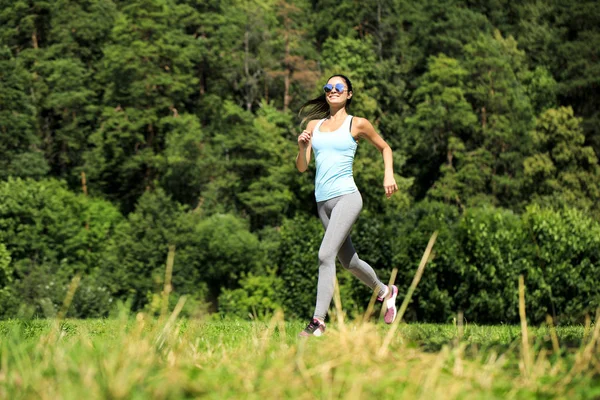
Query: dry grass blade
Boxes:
[
  {"xmin": 161, "ymin": 245, "xmax": 176, "ymax": 319},
  {"xmin": 546, "ymin": 315, "xmax": 560, "ymax": 355},
  {"xmin": 155, "ymin": 296, "xmax": 187, "ymax": 350},
  {"xmin": 362, "ymin": 289, "xmax": 379, "ymax": 324},
  {"xmin": 562, "ymin": 308, "xmax": 600, "ymax": 385},
  {"xmin": 332, "ymin": 274, "xmax": 345, "ymax": 328},
  {"xmin": 519, "ymin": 275, "xmax": 531, "ymax": 378},
  {"xmin": 56, "ymin": 274, "xmax": 81, "ymax": 321},
  {"xmin": 457, "ymin": 310, "xmax": 464, "ymax": 343},
  {"xmin": 378, "ymin": 231, "xmax": 438, "ymax": 357},
  {"xmin": 583, "ymin": 313, "xmax": 591, "ymax": 343}
]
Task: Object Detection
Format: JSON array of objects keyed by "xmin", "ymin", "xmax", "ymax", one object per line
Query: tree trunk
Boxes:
[
  {"xmin": 244, "ymin": 29, "xmax": 252, "ymax": 111},
  {"xmin": 283, "ymin": 34, "xmax": 291, "ymax": 112}
]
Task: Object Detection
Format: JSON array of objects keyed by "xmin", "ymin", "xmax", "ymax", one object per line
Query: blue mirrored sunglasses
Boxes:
[{"xmin": 323, "ymin": 83, "xmax": 346, "ymax": 94}]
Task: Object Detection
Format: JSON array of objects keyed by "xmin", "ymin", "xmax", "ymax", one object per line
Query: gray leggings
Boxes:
[{"xmin": 314, "ymin": 190, "xmax": 387, "ymax": 320}]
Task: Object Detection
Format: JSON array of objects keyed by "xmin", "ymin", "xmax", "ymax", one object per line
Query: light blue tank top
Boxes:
[{"xmin": 311, "ymin": 115, "xmax": 358, "ymax": 202}]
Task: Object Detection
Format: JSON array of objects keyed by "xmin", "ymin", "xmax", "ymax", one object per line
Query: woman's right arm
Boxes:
[{"xmin": 296, "ymin": 120, "xmax": 318, "ymax": 172}]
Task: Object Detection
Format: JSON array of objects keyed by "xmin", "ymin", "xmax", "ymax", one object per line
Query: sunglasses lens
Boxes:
[{"xmin": 323, "ymin": 83, "xmax": 346, "ymax": 94}]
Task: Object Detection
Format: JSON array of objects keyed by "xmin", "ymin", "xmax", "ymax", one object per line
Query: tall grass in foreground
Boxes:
[
  {"xmin": 0, "ymin": 311, "xmax": 599, "ymax": 399},
  {"xmin": 1, "ymin": 236, "xmax": 598, "ymax": 399}
]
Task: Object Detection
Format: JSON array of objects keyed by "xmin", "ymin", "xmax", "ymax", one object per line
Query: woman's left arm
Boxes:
[{"xmin": 353, "ymin": 117, "xmax": 399, "ymax": 198}]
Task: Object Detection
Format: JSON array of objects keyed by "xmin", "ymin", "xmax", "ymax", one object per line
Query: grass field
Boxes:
[{"xmin": 1, "ymin": 309, "xmax": 599, "ymax": 400}]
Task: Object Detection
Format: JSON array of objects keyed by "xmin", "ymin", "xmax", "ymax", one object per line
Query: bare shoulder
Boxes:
[
  {"xmin": 306, "ymin": 119, "xmax": 320, "ymax": 131},
  {"xmin": 351, "ymin": 116, "xmax": 376, "ymax": 137}
]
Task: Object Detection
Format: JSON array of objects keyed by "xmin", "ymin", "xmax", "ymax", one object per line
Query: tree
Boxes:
[
  {"xmin": 0, "ymin": 47, "xmax": 49, "ymax": 179},
  {"xmin": 460, "ymin": 30, "xmax": 535, "ymax": 208},
  {"xmin": 523, "ymin": 106, "xmax": 600, "ymax": 217},
  {"xmin": 551, "ymin": 1, "xmax": 600, "ymax": 155},
  {"xmin": 35, "ymin": 0, "xmax": 116, "ymax": 180},
  {"xmin": 84, "ymin": 0, "xmax": 201, "ymax": 211},
  {"xmin": 402, "ymin": 54, "xmax": 478, "ymax": 203},
  {"xmin": 267, "ymin": 0, "xmax": 319, "ymax": 112}
]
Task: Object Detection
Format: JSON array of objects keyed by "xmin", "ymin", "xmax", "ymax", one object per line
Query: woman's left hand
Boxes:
[{"xmin": 383, "ymin": 175, "xmax": 398, "ymax": 198}]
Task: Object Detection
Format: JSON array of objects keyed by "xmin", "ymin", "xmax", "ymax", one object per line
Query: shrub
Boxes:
[
  {"xmin": 276, "ymin": 215, "xmax": 323, "ymax": 319},
  {"xmin": 0, "ymin": 178, "xmax": 123, "ymax": 318},
  {"xmin": 99, "ymin": 189, "xmax": 265, "ymax": 312},
  {"xmin": 218, "ymin": 270, "xmax": 283, "ymax": 320},
  {"xmin": 454, "ymin": 207, "xmax": 533, "ymax": 323},
  {"xmin": 523, "ymin": 205, "xmax": 600, "ymax": 323},
  {"xmin": 0, "ymin": 178, "xmax": 123, "ymax": 275},
  {"xmin": 391, "ymin": 200, "xmax": 462, "ymax": 322}
]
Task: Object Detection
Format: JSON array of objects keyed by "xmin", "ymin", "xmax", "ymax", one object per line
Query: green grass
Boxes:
[{"xmin": 0, "ymin": 313, "xmax": 599, "ymax": 399}]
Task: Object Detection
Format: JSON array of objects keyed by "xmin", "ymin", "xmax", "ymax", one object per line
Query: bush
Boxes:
[
  {"xmin": 391, "ymin": 201, "xmax": 462, "ymax": 322},
  {"xmin": 99, "ymin": 189, "xmax": 266, "ymax": 312},
  {"xmin": 276, "ymin": 215, "xmax": 323, "ymax": 319},
  {"xmin": 99, "ymin": 188, "xmax": 197, "ymax": 311},
  {"xmin": 0, "ymin": 178, "xmax": 123, "ymax": 276},
  {"xmin": 218, "ymin": 270, "xmax": 283, "ymax": 320},
  {"xmin": 454, "ymin": 207, "xmax": 533, "ymax": 323},
  {"xmin": 523, "ymin": 205, "xmax": 600, "ymax": 323},
  {"xmin": 0, "ymin": 178, "xmax": 123, "ymax": 318},
  {"xmin": 387, "ymin": 202, "xmax": 600, "ymax": 324},
  {"xmin": 0, "ymin": 243, "xmax": 11, "ymax": 288}
]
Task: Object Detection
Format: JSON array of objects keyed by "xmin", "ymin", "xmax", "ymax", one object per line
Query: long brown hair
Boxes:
[{"xmin": 298, "ymin": 74, "xmax": 353, "ymax": 127}]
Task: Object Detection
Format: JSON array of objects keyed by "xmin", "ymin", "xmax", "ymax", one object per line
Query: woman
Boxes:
[{"xmin": 296, "ymin": 74, "xmax": 399, "ymax": 337}]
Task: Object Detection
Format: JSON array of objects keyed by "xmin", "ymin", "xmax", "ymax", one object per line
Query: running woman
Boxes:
[{"xmin": 296, "ymin": 74, "xmax": 399, "ymax": 337}]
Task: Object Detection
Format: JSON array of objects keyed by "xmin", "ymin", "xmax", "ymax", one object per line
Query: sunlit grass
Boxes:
[
  {"xmin": 0, "ymin": 311, "xmax": 598, "ymax": 400},
  {"xmin": 2, "ymin": 241, "xmax": 598, "ymax": 399}
]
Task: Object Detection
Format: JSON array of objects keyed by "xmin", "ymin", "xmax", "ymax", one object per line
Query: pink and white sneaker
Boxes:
[
  {"xmin": 298, "ymin": 318, "xmax": 326, "ymax": 337},
  {"xmin": 377, "ymin": 285, "xmax": 399, "ymax": 324}
]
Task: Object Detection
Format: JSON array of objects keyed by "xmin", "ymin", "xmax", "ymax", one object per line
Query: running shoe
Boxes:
[
  {"xmin": 377, "ymin": 285, "xmax": 399, "ymax": 324},
  {"xmin": 298, "ymin": 318, "xmax": 326, "ymax": 337}
]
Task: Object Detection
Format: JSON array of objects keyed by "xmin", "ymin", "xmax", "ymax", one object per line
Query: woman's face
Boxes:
[{"xmin": 324, "ymin": 76, "xmax": 352, "ymax": 107}]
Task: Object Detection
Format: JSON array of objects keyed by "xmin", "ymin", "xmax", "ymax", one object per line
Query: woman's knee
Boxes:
[{"xmin": 318, "ymin": 248, "xmax": 336, "ymax": 267}]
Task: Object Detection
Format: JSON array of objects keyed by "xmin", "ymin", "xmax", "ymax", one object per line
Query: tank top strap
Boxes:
[
  {"xmin": 342, "ymin": 114, "xmax": 353, "ymax": 132},
  {"xmin": 314, "ymin": 118, "xmax": 327, "ymax": 133}
]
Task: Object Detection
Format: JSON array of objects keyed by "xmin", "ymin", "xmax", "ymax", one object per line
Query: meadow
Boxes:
[{"xmin": 1, "ymin": 308, "xmax": 598, "ymax": 400}]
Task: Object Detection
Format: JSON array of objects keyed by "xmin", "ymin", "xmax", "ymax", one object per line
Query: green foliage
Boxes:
[
  {"xmin": 0, "ymin": 178, "xmax": 122, "ymax": 275},
  {"xmin": 0, "ymin": 47, "xmax": 49, "ymax": 179},
  {"xmin": 523, "ymin": 205, "xmax": 600, "ymax": 323},
  {"xmin": 84, "ymin": 0, "xmax": 202, "ymax": 211},
  {"xmin": 276, "ymin": 215, "xmax": 322, "ymax": 319},
  {"xmin": 523, "ymin": 106, "xmax": 600, "ymax": 218},
  {"xmin": 99, "ymin": 188, "xmax": 196, "ymax": 310},
  {"xmin": 0, "ymin": 178, "xmax": 123, "ymax": 317},
  {"xmin": 403, "ymin": 54, "xmax": 478, "ymax": 201},
  {"xmin": 194, "ymin": 213, "xmax": 264, "ymax": 289},
  {"xmin": 0, "ymin": 244, "xmax": 12, "ymax": 311},
  {"xmin": 0, "ymin": 0, "xmax": 599, "ymax": 323},
  {"xmin": 0, "ymin": 243, "xmax": 10, "ymax": 279},
  {"xmin": 99, "ymin": 189, "xmax": 265, "ymax": 312},
  {"xmin": 392, "ymin": 200, "xmax": 462, "ymax": 322},
  {"xmin": 236, "ymin": 102, "xmax": 299, "ymax": 227},
  {"xmin": 454, "ymin": 207, "xmax": 531, "ymax": 323},
  {"xmin": 218, "ymin": 270, "xmax": 283, "ymax": 320},
  {"xmin": 389, "ymin": 202, "xmax": 600, "ymax": 324},
  {"xmin": 159, "ymin": 113, "xmax": 208, "ymax": 205}
]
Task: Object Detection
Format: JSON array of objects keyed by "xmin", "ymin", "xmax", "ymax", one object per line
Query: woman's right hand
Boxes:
[{"xmin": 298, "ymin": 129, "xmax": 312, "ymax": 148}]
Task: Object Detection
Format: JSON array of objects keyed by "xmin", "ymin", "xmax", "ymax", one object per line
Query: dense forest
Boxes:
[{"xmin": 1, "ymin": 0, "xmax": 599, "ymax": 323}]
